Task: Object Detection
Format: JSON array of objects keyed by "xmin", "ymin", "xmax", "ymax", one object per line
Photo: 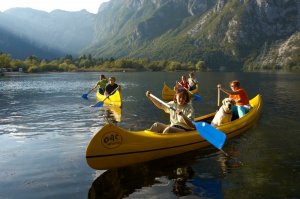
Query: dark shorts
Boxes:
[
  {"xmin": 189, "ymin": 85, "xmax": 196, "ymax": 91},
  {"xmin": 99, "ymin": 88, "xmax": 105, "ymax": 95},
  {"xmin": 172, "ymin": 125, "xmax": 193, "ymax": 131}
]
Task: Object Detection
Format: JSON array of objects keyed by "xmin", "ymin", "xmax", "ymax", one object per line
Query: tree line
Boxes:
[{"xmin": 0, "ymin": 52, "xmax": 206, "ymax": 73}]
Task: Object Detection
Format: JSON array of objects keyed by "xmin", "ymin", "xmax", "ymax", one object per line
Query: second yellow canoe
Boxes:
[{"xmin": 162, "ymin": 83, "xmax": 199, "ymax": 101}]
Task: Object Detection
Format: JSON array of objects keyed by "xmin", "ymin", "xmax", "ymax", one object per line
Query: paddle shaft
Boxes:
[
  {"xmin": 217, "ymin": 84, "xmax": 221, "ymax": 109},
  {"xmin": 82, "ymin": 89, "xmax": 93, "ymax": 99},
  {"xmin": 93, "ymin": 86, "xmax": 119, "ymax": 107},
  {"xmin": 149, "ymin": 93, "xmax": 174, "ymax": 111},
  {"xmin": 103, "ymin": 86, "xmax": 119, "ymax": 102},
  {"xmin": 177, "ymin": 82, "xmax": 193, "ymax": 94},
  {"xmin": 149, "ymin": 93, "xmax": 195, "ymax": 128}
]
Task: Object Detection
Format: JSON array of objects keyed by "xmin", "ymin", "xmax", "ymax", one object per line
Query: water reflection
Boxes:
[
  {"xmin": 218, "ymin": 142, "xmax": 244, "ymax": 174},
  {"xmin": 88, "ymin": 163, "xmax": 193, "ymax": 199},
  {"xmin": 88, "ymin": 149, "xmax": 230, "ymax": 199},
  {"xmin": 102, "ymin": 106, "xmax": 122, "ymax": 124},
  {"xmin": 172, "ymin": 167, "xmax": 194, "ymax": 196}
]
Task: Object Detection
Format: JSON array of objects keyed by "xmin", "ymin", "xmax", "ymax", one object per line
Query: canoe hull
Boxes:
[
  {"xmin": 86, "ymin": 124, "xmax": 210, "ymax": 170},
  {"xmin": 96, "ymin": 90, "xmax": 122, "ymax": 107},
  {"xmin": 86, "ymin": 94, "xmax": 262, "ymax": 170}
]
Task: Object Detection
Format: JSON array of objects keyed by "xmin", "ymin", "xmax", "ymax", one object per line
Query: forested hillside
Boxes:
[{"xmin": 84, "ymin": 0, "xmax": 300, "ymax": 71}]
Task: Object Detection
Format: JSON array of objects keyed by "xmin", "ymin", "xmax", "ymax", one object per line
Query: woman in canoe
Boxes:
[
  {"xmin": 187, "ymin": 72, "xmax": 198, "ymax": 91},
  {"xmin": 146, "ymin": 89, "xmax": 195, "ymax": 133},
  {"xmin": 219, "ymin": 80, "xmax": 251, "ymax": 118}
]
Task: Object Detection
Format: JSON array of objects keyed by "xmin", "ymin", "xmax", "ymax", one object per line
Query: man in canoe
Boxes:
[
  {"xmin": 146, "ymin": 89, "xmax": 195, "ymax": 133},
  {"xmin": 105, "ymin": 76, "xmax": 121, "ymax": 96}
]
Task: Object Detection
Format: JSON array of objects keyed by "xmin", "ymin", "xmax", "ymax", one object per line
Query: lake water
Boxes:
[{"xmin": 0, "ymin": 72, "xmax": 299, "ymax": 199}]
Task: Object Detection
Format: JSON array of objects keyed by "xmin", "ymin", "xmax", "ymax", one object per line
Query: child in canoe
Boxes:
[
  {"xmin": 187, "ymin": 72, "xmax": 198, "ymax": 91},
  {"xmin": 219, "ymin": 80, "xmax": 251, "ymax": 118},
  {"xmin": 174, "ymin": 75, "xmax": 189, "ymax": 90},
  {"xmin": 146, "ymin": 88, "xmax": 195, "ymax": 133},
  {"xmin": 105, "ymin": 76, "xmax": 121, "ymax": 96},
  {"xmin": 92, "ymin": 74, "xmax": 107, "ymax": 95}
]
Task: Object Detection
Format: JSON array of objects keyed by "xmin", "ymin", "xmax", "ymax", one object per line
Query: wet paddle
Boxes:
[
  {"xmin": 92, "ymin": 86, "xmax": 119, "ymax": 107},
  {"xmin": 149, "ymin": 93, "xmax": 226, "ymax": 151},
  {"xmin": 82, "ymin": 89, "xmax": 93, "ymax": 100},
  {"xmin": 191, "ymin": 92, "xmax": 201, "ymax": 102},
  {"xmin": 185, "ymin": 87, "xmax": 201, "ymax": 102}
]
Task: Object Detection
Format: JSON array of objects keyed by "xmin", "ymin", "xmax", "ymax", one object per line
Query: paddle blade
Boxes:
[
  {"xmin": 82, "ymin": 93, "xmax": 88, "ymax": 99},
  {"xmin": 193, "ymin": 121, "xmax": 226, "ymax": 150},
  {"xmin": 94, "ymin": 101, "xmax": 104, "ymax": 107},
  {"xmin": 193, "ymin": 94, "xmax": 201, "ymax": 102}
]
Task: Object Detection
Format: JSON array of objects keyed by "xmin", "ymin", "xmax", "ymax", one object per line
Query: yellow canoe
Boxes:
[
  {"xmin": 86, "ymin": 94, "xmax": 262, "ymax": 170},
  {"xmin": 96, "ymin": 90, "xmax": 122, "ymax": 108},
  {"xmin": 162, "ymin": 83, "xmax": 199, "ymax": 101}
]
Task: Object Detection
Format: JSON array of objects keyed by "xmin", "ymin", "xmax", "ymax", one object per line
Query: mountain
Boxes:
[
  {"xmin": 0, "ymin": 8, "xmax": 95, "ymax": 59},
  {"xmin": 84, "ymin": 0, "xmax": 299, "ymax": 71},
  {"xmin": 0, "ymin": 24, "xmax": 63, "ymax": 59}
]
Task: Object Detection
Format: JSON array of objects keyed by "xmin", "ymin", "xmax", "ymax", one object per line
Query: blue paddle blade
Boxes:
[
  {"xmin": 193, "ymin": 94, "xmax": 201, "ymax": 102},
  {"xmin": 192, "ymin": 121, "xmax": 226, "ymax": 150},
  {"xmin": 82, "ymin": 94, "xmax": 88, "ymax": 99},
  {"xmin": 94, "ymin": 101, "xmax": 104, "ymax": 107}
]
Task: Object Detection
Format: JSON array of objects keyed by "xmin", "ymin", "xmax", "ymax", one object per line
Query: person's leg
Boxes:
[
  {"xmin": 232, "ymin": 105, "xmax": 239, "ymax": 120},
  {"xmin": 149, "ymin": 122, "xmax": 168, "ymax": 133},
  {"xmin": 237, "ymin": 106, "xmax": 247, "ymax": 118},
  {"xmin": 163, "ymin": 126, "xmax": 186, "ymax": 133}
]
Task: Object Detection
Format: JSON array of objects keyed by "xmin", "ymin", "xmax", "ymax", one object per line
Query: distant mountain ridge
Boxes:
[
  {"xmin": 0, "ymin": 0, "xmax": 299, "ymax": 71},
  {"xmin": 0, "ymin": 25, "xmax": 63, "ymax": 59},
  {"xmin": 0, "ymin": 8, "xmax": 95, "ymax": 59},
  {"xmin": 85, "ymin": 0, "xmax": 299, "ymax": 71}
]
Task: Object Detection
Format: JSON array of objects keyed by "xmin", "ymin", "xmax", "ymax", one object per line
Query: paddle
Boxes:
[
  {"xmin": 92, "ymin": 86, "xmax": 119, "ymax": 107},
  {"xmin": 188, "ymin": 89, "xmax": 201, "ymax": 102},
  {"xmin": 217, "ymin": 84, "xmax": 221, "ymax": 109},
  {"xmin": 149, "ymin": 93, "xmax": 226, "ymax": 151},
  {"xmin": 82, "ymin": 89, "xmax": 93, "ymax": 100}
]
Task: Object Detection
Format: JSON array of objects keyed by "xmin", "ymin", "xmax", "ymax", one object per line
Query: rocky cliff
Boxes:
[{"xmin": 85, "ymin": 0, "xmax": 299, "ymax": 71}]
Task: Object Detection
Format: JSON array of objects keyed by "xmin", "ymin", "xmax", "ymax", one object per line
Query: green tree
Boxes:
[
  {"xmin": 0, "ymin": 53, "xmax": 11, "ymax": 68},
  {"xmin": 195, "ymin": 60, "xmax": 205, "ymax": 71}
]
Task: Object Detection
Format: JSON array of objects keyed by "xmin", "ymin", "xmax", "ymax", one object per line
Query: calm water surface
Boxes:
[{"xmin": 0, "ymin": 72, "xmax": 299, "ymax": 199}]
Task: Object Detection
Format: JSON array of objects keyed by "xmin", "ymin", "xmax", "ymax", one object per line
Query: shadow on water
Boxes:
[{"xmin": 88, "ymin": 144, "xmax": 243, "ymax": 199}]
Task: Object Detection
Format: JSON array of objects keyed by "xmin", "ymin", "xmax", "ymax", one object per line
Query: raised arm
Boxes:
[{"xmin": 146, "ymin": 91, "xmax": 170, "ymax": 113}]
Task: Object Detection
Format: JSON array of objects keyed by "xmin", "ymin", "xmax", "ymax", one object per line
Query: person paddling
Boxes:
[
  {"xmin": 91, "ymin": 74, "xmax": 107, "ymax": 95},
  {"xmin": 146, "ymin": 89, "xmax": 195, "ymax": 134},
  {"xmin": 175, "ymin": 75, "xmax": 190, "ymax": 90},
  {"xmin": 105, "ymin": 76, "xmax": 121, "ymax": 96}
]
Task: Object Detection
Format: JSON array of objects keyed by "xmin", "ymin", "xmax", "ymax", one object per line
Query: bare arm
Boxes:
[
  {"xmin": 219, "ymin": 85, "xmax": 239, "ymax": 95},
  {"xmin": 146, "ymin": 91, "xmax": 169, "ymax": 113}
]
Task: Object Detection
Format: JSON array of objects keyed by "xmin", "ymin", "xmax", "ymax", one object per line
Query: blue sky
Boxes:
[{"xmin": 0, "ymin": 0, "xmax": 109, "ymax": 14}]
